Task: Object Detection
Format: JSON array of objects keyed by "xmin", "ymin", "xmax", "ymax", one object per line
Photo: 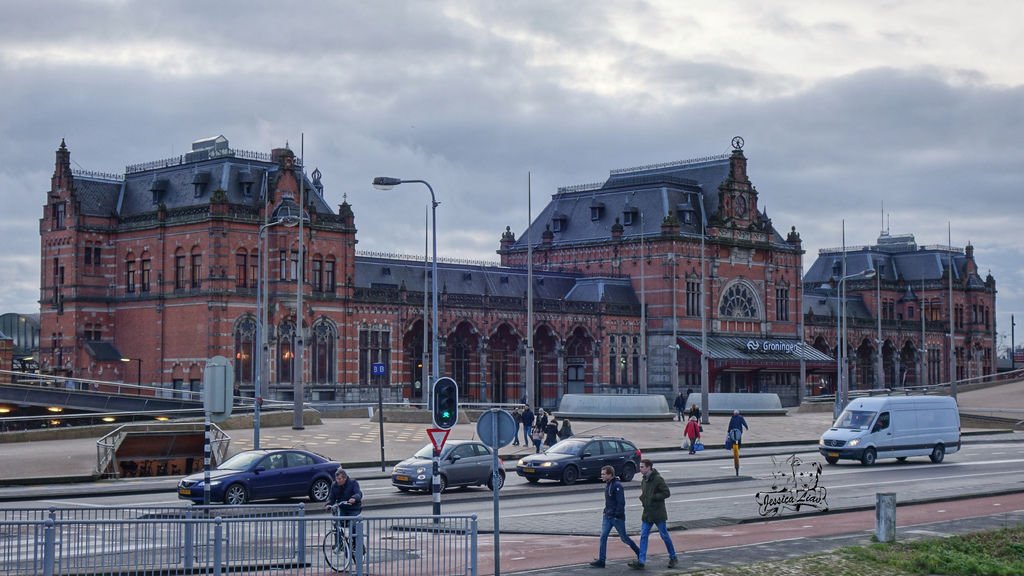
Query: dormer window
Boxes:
[
  {"xmin": 192, "ymin": 171, "xmax": 211, "ymax": 198},
  {"xmin": 239, "ymin": 171, "xmax": 255, "ymax": 196},
  {"xmin": 590, "ymin": 202, "xmax": 605, "ymax": 221},
  {"xmin": 552, "ymin": 213, "xmax": 567, "ymax": 233},
  {"xmin": 500, "ymin": 276, "xmax": 509, "ymax": 284},
  {"xmin": 381, "ymin": 267, "xmax": 391, "ymax": 276},
  {"xmin": 623, "ymin": 208, "xmax": 638, "ymax": 226},
  {"xmin": 149, "ymin": 179, "xmax": 168, "ymax": 205},
  {"xmin": 463, "ymin": 272, "xmax": 472, "ymax": 281}
]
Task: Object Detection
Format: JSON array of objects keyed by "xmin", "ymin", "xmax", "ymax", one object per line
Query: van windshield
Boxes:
[{"xmin": 835, "ymin": 410, "xmax": 875, "ymax": 430}]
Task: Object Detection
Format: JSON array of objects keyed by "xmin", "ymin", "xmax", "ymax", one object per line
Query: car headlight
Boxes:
[
  {"xmin": 208, "ymin": 480, "xmax": 222, "ymax": 486},
  {"xmin": 847, "ymin": 439, "xmax": 860, "ymax": 447},
  {"xmin": 541, "ymin": 462, "xmax": 554, "ymax": 467},
  {"xmin": 517, "ymin": 459, "xmax": 526, "ymax": 466},
  {"xmin": 415, "ymin": 467, "xmax": 426, "ymax": 474},
  {"xmin": 818, "ymin": 438, "xmax": 825, "ymax": 446}
]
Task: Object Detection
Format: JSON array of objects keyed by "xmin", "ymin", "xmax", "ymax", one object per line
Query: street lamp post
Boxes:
[
  {"xmin": 823, "ymin": 266, "xmax": 876, "ymax": 420},
  {"xmin": 120, "ymin": 357, "xmax": 141, "ymax": 395},
  {"xmin": 374, "ymin": 178, "xmax": 439, "ymax": 404},
  {"xmin": 254, "ymin": 216, "xmax": 300, "ymax": 448}
]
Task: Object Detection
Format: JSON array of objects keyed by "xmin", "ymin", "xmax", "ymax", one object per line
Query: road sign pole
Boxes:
[
  {"xmin": 432, "ymin": 448, "xmax": 441, "ymax": 522},
  {"xmin": 377, "ymin": 366, "xmax": 385, "ymax": 472},
  {"xmin": 426, "ymin": 427, "xmax": 450, "ymax": 523},
  {"xmin": 491, "ymin": 409, "xmax": 501, "ymax": 576}
]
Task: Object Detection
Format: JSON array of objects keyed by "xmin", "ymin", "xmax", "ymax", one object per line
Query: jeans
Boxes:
[
  {"xmin": 513, "ymin": 422, "xmax": 521, "ymax": 444},
  {"xmin": 638, "ymin": 520, "xmax": 676, "ymax": 564},
  {"xmin": 598, "ymin": 516, "xmax": 639, "ymax": 561},
  {"xmin": 523, "ymin": 424, "xmax": 532, "ymax": 445}
]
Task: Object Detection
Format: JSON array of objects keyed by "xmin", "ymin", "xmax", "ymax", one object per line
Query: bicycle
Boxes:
[{"xmin": 322, "ymin": 504, "xmax": 358, "ymax": 572}]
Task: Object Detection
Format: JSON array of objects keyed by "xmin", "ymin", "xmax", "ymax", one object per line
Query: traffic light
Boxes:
[{"xmin": 432, "ymin": 377, "xmax": 459, "ymax": 429}]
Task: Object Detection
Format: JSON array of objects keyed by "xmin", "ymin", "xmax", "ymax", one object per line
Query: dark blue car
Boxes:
[
  {"xmin": 516, "ymin": 436, "xmax": 641, "ymax": 485},
  {"xmin": 177, "ymin": 449, "xmax": 340, "ymax": 505}
]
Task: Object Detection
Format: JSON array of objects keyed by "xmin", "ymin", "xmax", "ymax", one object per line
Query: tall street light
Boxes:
[
  {"xmin": 374, "ymin": 177, "xmax": 439, "ymax": 405},
  {"xmin": 120, "ymin": 357, "xmax": 141, "ymax": 395},
  {"xmin": 823, "ymin": 266, "xmax": 876, "ymax": 420},
  {"xmin": 254, "ymin": 214, "xmax": 300, "ymax": 448}
]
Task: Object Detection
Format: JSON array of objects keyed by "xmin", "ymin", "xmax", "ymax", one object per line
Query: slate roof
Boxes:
[
  {"xmin": 513, "ymin": 157, "xmax": 728, "ymax": 249},
  {"xmin": 801, "ymin": 232, "xmax": 988, "ymax": 320},
  {"xmin": 73, "ymin": 178, "xmax": 121, "ymax": 217},
  {"xmin": 511, "ymin": 154, "xmax": 788, "ymax": 250},
  {"xmin": 354, "ymin": 256, "xmax": 639, "ymax": 307},
  {"xmin": 804, "ymin": 234, "xmax": 971, "ymax": 287},
  {"xmin": 72, "ymin": 138, "xmax": 334, "ymax": 220}
]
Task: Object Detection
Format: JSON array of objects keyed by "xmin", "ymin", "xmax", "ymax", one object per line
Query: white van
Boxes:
[{"xmin": 819, "ymin": 395, "xmax": 960, "ymax": 466}]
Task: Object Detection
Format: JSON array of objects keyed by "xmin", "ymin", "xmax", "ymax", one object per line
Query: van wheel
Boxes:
[
  {"xmin": 824, "ymin": 455, "xmax": 839, "ymax": 465},
  {"xmin": 929, "ymin": 445, "xmax": 945, "ymax": 463},
  {"xmin": 860, "ymin": 448, "xmax": 877, "ymax": 466}
]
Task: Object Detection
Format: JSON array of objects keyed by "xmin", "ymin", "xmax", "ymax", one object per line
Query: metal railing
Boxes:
[
  {"xmin": 96, "ymin": 422, "xmax": 231, "ymax": 478},
  {"xmin": 0, "ymin": 507, "xmax": 477, "ymax": 576}
]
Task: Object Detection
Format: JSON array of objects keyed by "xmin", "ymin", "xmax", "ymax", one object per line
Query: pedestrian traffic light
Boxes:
[{"xmin": 432, "ymin": 377, "xmax": 459, "ymax": 429}]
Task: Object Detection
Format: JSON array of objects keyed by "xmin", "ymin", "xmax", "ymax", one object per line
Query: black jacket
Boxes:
[
  {"xmin": 603, "ymin": 478, "xmax": 627, "ymax": 519},
  {"xmin": 327, "ymin": 478, "xmax": 363, "ymax": 516}
]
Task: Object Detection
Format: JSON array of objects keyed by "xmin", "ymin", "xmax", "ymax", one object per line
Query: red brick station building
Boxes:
[{"xmin": 37, "ymin": 136, "xmax": 997, "ymax": 409}]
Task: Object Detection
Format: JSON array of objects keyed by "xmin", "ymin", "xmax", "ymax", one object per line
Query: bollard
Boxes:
[{"xmin": 875, "ymin": 492, "xmax": 896, "ymax": 542}]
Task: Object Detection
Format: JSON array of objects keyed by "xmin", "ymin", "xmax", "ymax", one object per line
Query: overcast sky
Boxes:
[{"xmin": 1, "ymin": 1, "xmax": 1021, "ymax": 353}]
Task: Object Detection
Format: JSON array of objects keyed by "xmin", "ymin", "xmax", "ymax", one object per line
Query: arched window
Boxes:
[
  {"xmin": 233, "ymin": 316, "xmax": 257, "ymax": 385},
  {"xmin": 311, "ymin": 319, "xmax": 337, "ymax": 384},
  {"xmin": 277, "ymin": 321, "xmax": 296, "ymax": 383},
  {"xmin": 718, "ymin": 282, "xmax": 759, "ymax": 319}
]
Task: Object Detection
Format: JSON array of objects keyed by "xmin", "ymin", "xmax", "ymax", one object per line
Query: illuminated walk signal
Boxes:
[{"xmin": 432, "ymin": 377, "xmax": 459, "ymax": 429}]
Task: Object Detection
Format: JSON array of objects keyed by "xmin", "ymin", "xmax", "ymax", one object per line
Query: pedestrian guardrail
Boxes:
[{"xmin": 0, "ymin": 509, "xmax": 478, "ymax": 576}]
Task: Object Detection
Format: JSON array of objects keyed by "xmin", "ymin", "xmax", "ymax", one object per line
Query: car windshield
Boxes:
[
  {"xmin": 413, "ymin": 444, "xmax": 441, "ymax": 458},
  {"xmin": 218, "ymin": 451, "xmax": 267, "ymax": 470},
  {"xmin": 835, "ymin": 410, "xmax": 876, "ymax": 430},
  {"xmin": 546, "ymin": 440, "xmax": 584, "ymax": 455}
]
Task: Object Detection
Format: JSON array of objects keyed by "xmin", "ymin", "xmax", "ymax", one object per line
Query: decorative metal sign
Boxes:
[
  {"xmin": 745, "ymin": 340, "xmax": 800, "ymax": 354},
  {"xmin": 754, "ymin": 455, "xmax": 829, "ymax": 517}
]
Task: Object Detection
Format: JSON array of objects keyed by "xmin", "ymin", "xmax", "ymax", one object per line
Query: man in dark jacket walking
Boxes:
[
  {"xmin": 590, "ymin": 465, "xmax": 639, "ymax": 568},
  {"xmin": 521, "ymin": 406, "xmax": 534, "ymax": 446},
  {"xmin": 629, "ymin": 459, "xmax": 678, "ymax": 570}
]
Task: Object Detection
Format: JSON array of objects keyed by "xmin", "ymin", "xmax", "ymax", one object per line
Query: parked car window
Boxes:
[
  {"xmin": 599, "ymin": 440, "xmax": 621, "ymax": 455},
  {"xmin": 264, "ymin": 453, "xmax": 287, "ymax": 470},
  {"xmin": 287, "ymin": 452, "xmax": 314, "ymax": 467},
  {"xmin": 473, "ymin": 444, "xmax": 491, "ymax": 457},
  {"xmin": 451, "ymin": 444, "xmax": 475, "ymax": 460},
  {"xmin": 581, "ymin": 441, "xmax": 600, "ymax": 457}
]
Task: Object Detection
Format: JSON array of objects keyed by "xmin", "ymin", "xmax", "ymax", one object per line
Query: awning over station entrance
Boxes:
[{"xmin": 678, "ymin": 335, "xmax": 834, "ymax": 368}]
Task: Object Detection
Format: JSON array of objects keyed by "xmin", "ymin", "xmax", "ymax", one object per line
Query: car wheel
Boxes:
[
  {"xmin": 619, "ymin": 462, "xmax": 637, "ymax": 482},
  {"xmin": 438, "ymin": 475, "xmax": 448, "ymax": 493},
  {"xmin": 929, "ymin": 444, "xmax": 945, "ymax": 464},
  {"xmin": 224, "ymin": 483, "xmax": 249, "ymax": 505},
  {"xmin": 487, "ymin": 471, "xmax": 506, "ymax": 491},
  {"xmin": 561, "ymin": 466, "xmax": 579, "ymax": 486},
  {"xmin": 860, "ymin": 448, "xmax": 877, "ymax": 466},
  {"xmin": 825, "ymin": 456, "xmax": 839, "ymax": 465},
  {"xmin": 309, "ymin": 478, "xmax": 332, "ymax": 503}
]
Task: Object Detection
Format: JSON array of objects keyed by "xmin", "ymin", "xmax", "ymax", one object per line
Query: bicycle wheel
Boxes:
[{"xmin": 322, "ymin": 529, "xmax": 352, "ymax": 572}]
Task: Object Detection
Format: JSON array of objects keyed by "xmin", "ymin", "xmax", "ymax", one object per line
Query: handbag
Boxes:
[{"xmin": 693, "ymin": 440, "xmax": 704, "ymax": 452}]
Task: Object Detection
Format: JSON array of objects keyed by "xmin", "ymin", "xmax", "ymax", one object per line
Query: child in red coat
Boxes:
[{"xmin": 683, "ymin": 416, "xmax": 701, "ymax": 454}]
